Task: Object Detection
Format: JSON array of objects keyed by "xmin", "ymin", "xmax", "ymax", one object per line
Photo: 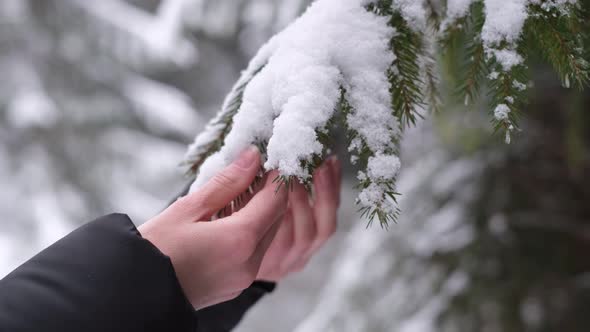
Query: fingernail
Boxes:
[{"xmin": 234, "ymin": 146, "xmax": 259, "ymax": 169}]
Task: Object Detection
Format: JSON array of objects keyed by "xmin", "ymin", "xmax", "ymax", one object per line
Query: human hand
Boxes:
[
  {"xmin": 138, "ymin": 147, "xmax": 288, "ymax": 309},
  {"xmin": 256, "ymin": 156, "xmax": 341, "ymax": 282}
]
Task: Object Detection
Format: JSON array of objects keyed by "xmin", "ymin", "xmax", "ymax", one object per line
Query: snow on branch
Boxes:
[{"xmin": 185, "ymin": 0, "xmax": 589, "ymax": 226}]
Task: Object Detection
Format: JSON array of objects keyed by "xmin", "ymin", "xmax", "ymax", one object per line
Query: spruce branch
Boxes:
[
  {"xmin": 439, "ymin": 16, "xmax": 470, "ymax": 91},
  {"xmin": 184, "ymin": 65, "xmax": 266, "ymax": 175},
  {"xmin": 422, "ymin": 17, "xmax": 443, "ymax": 113},
  {"xmin": 271, "ymin": 113, "xmax": 337, "ymax": 193},
  {"xmin": 485, "ymin": 39, "xmax": 528, "ymax": 143},
  {"xmin": 457, "ymin": 1, "xmax": 487, "ymax": 106},
  {"xmin": 388, "ymin": 10, "xmax": 426, "ymax": 127},
  {"xmin": 338, "ymin": 87, "xmax": 401, "ymax": 227},
  {"xmin": 185, "ymin": 0, "xmax": 590, "ymax": 227},
  {"xmin": 423, "ymin": 51, "xmax": 443, "ymax": 113},
  {"xmin": 424, "ymin": 0, "xmax": 444, "ymax": 28},
  {"xmin": 368, "ymin": 0, "xmax": 426, "ymax": 127},
  {"xmin": 439, "ymin": 15, "xmax": 468, "ymax": 51},
  {"xmin": 526, "ymin": 3, "xmax": 590, "ymax": 89},
  {"xmin": 487, "ymin": 65, "xmax": 528, "ymax": 143}
]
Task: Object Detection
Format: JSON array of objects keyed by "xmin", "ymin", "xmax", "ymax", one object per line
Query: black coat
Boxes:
[{"xmin": 0, "ymin": 213, "xmax": 274, "ymax": 332}]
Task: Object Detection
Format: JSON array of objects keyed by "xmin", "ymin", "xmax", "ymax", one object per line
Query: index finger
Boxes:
[{"xmin": 226, "ymin": 171, "xmax": 288, "ymax": 240}]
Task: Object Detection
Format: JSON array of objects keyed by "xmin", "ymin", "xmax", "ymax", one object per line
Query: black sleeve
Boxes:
[
  {"xmin": 195, "ymin": 281, "xmax": 275, "ymax": 332},
  {"xmin": 0, "ymin": 213, "xmax": 197, "ymax": 332}
]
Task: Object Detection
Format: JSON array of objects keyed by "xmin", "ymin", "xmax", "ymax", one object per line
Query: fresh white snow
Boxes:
[
  {"xmin": 481, "ymin": 0, "xmax": 528, "ymax": 70},
  {"xmin": 446, "ymin": 0, "xmax": 474, "ymax": 22},
  {"xmin": 189, "ymin": 0, "xmax": 402, "ymax": 215},
  {"xmin": 441, "ymin": 0, "xmax": 475, "ymax": 32},
  {"xmin": 367, "ymin": 153, "xmax": 402, "ymax": 180},
  {"xmin": 494, "ymin": 104, "xmax": 511, "ymax": 121},
  {"xmin": 187, "ymin": 0, "xmax": 577, "ymax": 216},
  {"xmin": 392, "ymin": 0, "xmax": 428, "ymax": 32}
]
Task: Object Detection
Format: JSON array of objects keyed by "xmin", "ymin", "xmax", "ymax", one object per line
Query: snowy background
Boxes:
[{"xmin": 1, "ymin": 1, "xmax": 590, "ymax": 331}]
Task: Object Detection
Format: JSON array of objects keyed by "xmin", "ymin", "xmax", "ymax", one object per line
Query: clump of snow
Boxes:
[
  {"xmin": 441, "ymin": 0, "xmax": 474, "ymax": 30},
  {"xmin": 358, "ymin": 183, "xmax": 397, "ymax": 215},
  {"xmin": 392, "ymin": 0, "xmax": 428, "ymax": 32},
  {"xmin": 481, "ymin": 0, "xmax": 528, "ymax": 71},
  {"xmin": 563, "ymin": 74, "xmax": 571, "ymax": 88},
  {"xmin": 189, "ymin": 0, "xmax": 401, "ymax": 216},
  {"xmin": 367, "ymin": 153, "xmax": 401, "ymax": 180},
  {"xmin": 446, "ymin": 0, "xmax": 474, "ymax": 20},
  {"xmin": 482, "ymin": 0, "xmax": 528, "ymax": 46},
  {"xmin": 266, "ymin": 62, "xmax": 341, "ymax": 179},
  {"xmin": 490, "ymin": 48, "xmax": 524, "ymax": 71},
  {"xmin": 481, "ymin": 0, "xmax": 575, "ymax": 72},
  {"xmin": 357, "ymin": 171, "xmax": 368, "ymax": 181},
  {"xmin": 493, "ymin": 104, "xmax": 511, "ymax": 121},
  {"xmin": 531, "ymin": 0, "xmax": 577, "ymax": 14},
  {"xmin": 184, "ymin": 42, "xmax": 276, "ymax": 165},
  {"xmin": 513, "ymin": 80, "xmax": 527, "ymax": 91}
]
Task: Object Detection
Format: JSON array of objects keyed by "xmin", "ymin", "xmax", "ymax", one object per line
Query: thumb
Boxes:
[{"xmin": 194, "ymin": 146, "xmax": 261, "ymax": 218}]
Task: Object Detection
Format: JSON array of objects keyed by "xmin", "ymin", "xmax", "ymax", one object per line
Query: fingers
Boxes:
[
  {"xmin": 268, "ymin": 208, "xmax": 295, "ymax": 255},
  {"xmin": 173, "ymin": 147, "xmax": 261, "ymax": 222},
  {"xmin": 256, "ymin": 208, "xmax": 294, "ymax": 281},
  {"xmin": 207, "ymin": 158, "xmax": 339, "ymax": 284},
  {"xmin": 290, "ymin": 182, "xmax": 317, "ymax": 247},
  {"xmin": 279, "ymin": 182, "xmax": 316, "ymax": 270},
  {"xmin": 312, "ymin": 158, "xmax": 339, "ymax": 243},
  {"xmin": 249, "ymin": 212, "xmax": 284, "ymax": 267},
  {"xmin": 230, "ymin": 170, "xmax": 288, "ymax": 241},
  {"xmin": 286, "ymin": 159, "xmax": 340, "ymax": 272},
  {"xmin": 199, "ymin": 146, "xmax": 262, "ymax": 215},
  {"xmin": 330, "ymin": 156, "xmax": 342, "ymax": 206}
]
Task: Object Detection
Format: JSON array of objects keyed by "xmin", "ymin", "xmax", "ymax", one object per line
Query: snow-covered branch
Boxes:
[{"xmin": 185, "ymin": 0, "xmax": 588, "ymax": 225}]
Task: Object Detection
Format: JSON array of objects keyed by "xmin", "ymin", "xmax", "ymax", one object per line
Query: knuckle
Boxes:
[{"xmin": 212, "ymin": 170, "xmax": 238, "ymax": 188}]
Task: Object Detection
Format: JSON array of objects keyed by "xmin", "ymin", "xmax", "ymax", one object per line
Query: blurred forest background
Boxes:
[{"xmin": 1, "ymin": 1, "xmax": 589, "ymax": 331}]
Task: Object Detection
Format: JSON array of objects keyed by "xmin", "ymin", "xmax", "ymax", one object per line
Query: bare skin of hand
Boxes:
[
  {"xmin": 138, "ymin": 147, "xmax": 288, "ymax": 310},
  {"xmin": 256, "ymin": 156, "xmax": 341, "ymax": 282}
]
